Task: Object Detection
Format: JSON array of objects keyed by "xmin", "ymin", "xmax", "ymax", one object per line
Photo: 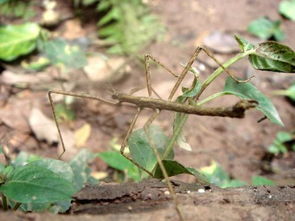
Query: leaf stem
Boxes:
[
  {"xmin": 162, "ymin": 113, "xmax": 188, "ymax": 160},
  {"xmin": 197, "ymin": 92, "xmax": 227, "ymax": 106},
  {"xmin": 195, "ymin": 51, "xmax": 252, "ymax": 99}
]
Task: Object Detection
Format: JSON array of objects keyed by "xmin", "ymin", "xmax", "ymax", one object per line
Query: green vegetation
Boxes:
[
  {"xmin": 0, "ymin": 0, "xmax": 35, "ymax": 19},
  {"xmin": 247, "ymin": 17, "xmax": 284, "ymax": 41},
  {"xmin": 0, "ymin": 150, "xmax": 96, "ymax": 212},
  {"xmin": 96, "ymin": 0, "xmax": 163, "ymax": 54},
  {"xmin": 279, "ymin": 0, "xmax": 295, "ymax": 20}
]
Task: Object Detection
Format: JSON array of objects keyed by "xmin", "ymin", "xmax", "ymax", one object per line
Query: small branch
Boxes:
[{"xmin": 113, "ymin": 93, "xmax": 258, "ymax": 118}]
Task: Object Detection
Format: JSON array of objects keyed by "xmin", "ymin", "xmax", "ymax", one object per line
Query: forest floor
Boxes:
[{"xmin": 0, "ymin": 0, "xmax": 295, "ymax": 220}]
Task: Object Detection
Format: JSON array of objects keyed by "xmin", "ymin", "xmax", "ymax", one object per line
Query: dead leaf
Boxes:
[
  {"xmin": 177, "ymin": 133, "xmax": 192, "ymax": 151},
  {"xmin": 0, "ymin": 98, "xmax": 31, "ymax": 132},
  {"xmin": 90, "ymin": 171, "xmax": 108, "ymax": 180},
  {"xmin": 0, "ymin": 70, "xmax": 52, "ymax": 86},
  {"xmin": 29, "ymin": 108, "xmax": 58, "ymax": 144},
  {"xmin": 74, "ymin": 123, "xmax": 91, "ymax": 147},
  {"xmin": 83, "ymin": 56, "xmax": 125, "ymax": 82}
]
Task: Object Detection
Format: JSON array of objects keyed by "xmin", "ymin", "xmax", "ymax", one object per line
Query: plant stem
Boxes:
[
  {"xmin": 163, "ymin": 113, "xmax": 188, "ymax": 160},
  {"xmin": 197, "ymin": 92, "xmax": 227, "ymax": 106},
  {"xmin": 195, "ymin": 51, "xmax": 252, "ymax": 99},
  {"xmin": 1, "ymin": 194, "xmax": 8, "ymax": 211}
]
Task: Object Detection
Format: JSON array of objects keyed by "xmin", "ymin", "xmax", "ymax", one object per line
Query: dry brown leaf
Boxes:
[
  {"xmin": 29, "ymin": 108, "xmax": 58, "ymax": 144},
  {"xmin": 74, "ymin": 123, "xmax": 91, "ymax": 147}
]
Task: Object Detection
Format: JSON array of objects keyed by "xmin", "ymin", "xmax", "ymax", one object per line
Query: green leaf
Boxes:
[
  {"xmin": 268, "ymin": 131, "xmax": 293, "ymax": 154},
  {"xmin": 247, "ymin": 17, "xmax": 284, "ymax": 41},
  {"xmin": 0, "ymin": 23, "xmax": 40, "ymax": 61},
  {"xmin": 199, "ymin": 161, "xmax": 246, "ymax": 188},
  {"xmin": 153, "ymin": 160, "xmax": 207, "ymax": 184},
  {"xmin": 0, "ymin": 163, "xmax": 75, "ymax": 204},
  {"xmin": 40, "ymin": 38, "xmax": 87, "ymax": 69},
  {"xmin": 223, "ymin": 77, "xmax": 283, "ymax": 126},
  {"xmin": 234, "ymin": 35, "xmax": 255, "ymax": 52},
  {"xmin": 54, "ymin": 103, "xmax": 75, "ymax": 122},
  {"xmin": 97, "ymin": 151, "xmax": 141, "ymax": 181},
  {"xmin": 0, "ymin": 0, "xmax": 10, "ymax": 4},
  {"xmin": 252, "ymin": 176, "xmax": 275, "ymax": 186},
  {"xmin": 21, "ymin": 56, "xmax": 50, "ymax": 71},
  {"xmin": 274, "ymin": 84, "xmax": 295, "ymax": 101},
  {"xmin": 128, "ymin": 125, "xmax": 171, "ymax": 172},
  {"xmin": 279, "ymin": 0, "xmax": 295, "ymax": 21},
  {"xmin": 69, "ymin": 149, "xmax": 95, "ymax": 191},
  {"xmin": 249, "ymin": 41, "xmax": 295, "ymax": 73},
  {"xmin": 12, "ymin": 152, "xmax": 41, "ymax": 167},
  {"xmin": 28, "ymin": 159, "xmax": 74, "ymax": 184}
]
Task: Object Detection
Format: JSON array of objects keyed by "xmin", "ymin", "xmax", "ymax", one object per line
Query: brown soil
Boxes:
[{"xmin": 1, "ymin": 180, "xmax": 295, "ymax": 220}]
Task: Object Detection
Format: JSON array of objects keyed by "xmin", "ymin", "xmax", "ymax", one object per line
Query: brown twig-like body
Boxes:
[{"xmin": 112, "ymin": 93, "xmax": 257, "ymax": 118}]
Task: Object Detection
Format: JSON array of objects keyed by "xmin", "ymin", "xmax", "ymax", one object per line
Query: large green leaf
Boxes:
[
  {"xmin": 153, "ymin": 160, "xmax": 208, "ymax": 184},
  {"xmin": 69, "ymin": 149, "xmax": 96, "ymax": 191},
  {"xmin": 29, "ymin": 159, "xmax": 74, "ymax": 184},
  {"xmin": 128, "ymin": 125, "xmax": 171, "ymax": 172},
  {"xmin": 249, "ymin": 41, "xmax": 295, "ymax": 72},
  {"xmin": 39, "ymin": 38, "xmax": 87, "ymax": 69},
  {"xmin": 97, "ymin": 151, "xmax": 141, "ymax": 181},
  {"xmin": 279, "ymin": 0, "xmax": 295, "ymax": 21},
  {"xmin": 18, "ymin": 158, "xmax": 75, "ymax": 212},
  {"xmin": 234, "ymin": 36, "xmax": 295, "ymax": 73},
  {"xmin": 247, "ymin": 17, "xmax": 284, "ymax": 41},
  {"xmin": 0, "ymin": 23, "xmax": 40, "ymax": 61},
  {"xmin": 0, "ymin": 163, "xmax": 75, "ymax": 204},
  {"xmin": 223, "ymin": 77, "xmax": 283, "ymax": 126}
]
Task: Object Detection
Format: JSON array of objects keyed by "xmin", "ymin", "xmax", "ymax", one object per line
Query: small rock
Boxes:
[
  {"xmin": 83, "ymin": 55, "xmax": 126, "ymax": 82},
  {"xmin": 203, "ymin": 31, "xmax": 239, "ymax": 54}
]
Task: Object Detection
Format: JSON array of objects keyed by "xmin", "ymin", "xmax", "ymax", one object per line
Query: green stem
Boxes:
[
  {"xmin": 2, "ymin": 194, "xmax": 8, "ymax": 211},
  {"xmin": 162, "ymin": 113, "xmax": 188, "ymax": 160},
  {"xmin": 196, "ymin": 51, "xmax": 252, "ymax": 99},
  {"xmin": 197, "ymin": 92, "xmax": 227, "ymax": 106}
]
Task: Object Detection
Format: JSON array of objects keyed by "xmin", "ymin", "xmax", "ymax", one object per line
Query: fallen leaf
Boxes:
[
  {"xmin": 0, "ymin": 70, "xmax": 52, "ymax": 86},
  {"xmin": 203, "ymin": 31, "xmax": 239, "ymax": 54},
  {"xmin": 74, "ymin": 123, "xmax": 91, "ymax": 147},
  {"xmin": 0, "ymin": 99, "xmax": 31, "ymax": 133},
  {"xmin": 83, "ymin": 55, "xmax": 125, "ymax": 82},
  {"xmin": 90, "ymin": 171, "xmax": 108, "ymax": 180},
  {"xmin": 29, "ymin": 108, "xmax": 58, "ymax": 144}
]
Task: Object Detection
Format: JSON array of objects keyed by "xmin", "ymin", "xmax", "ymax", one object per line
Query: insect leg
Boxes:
[
  {"xmin": 143, "ymin": 109, "xmax": 184, "ymax": 221},
  {"xmin": 144, "ymin": 54, "xmax": 179, "ymax": 99},
  {"xmin": 200, "ymin": 46, "xmax": 253, "ymax": 83},
  {"xmin": 119, "ymin": 107, "xmax": 153, "ymax": 176},
  {"xmin": 48, "ymin": 90, "xmax": 118, "ymax": 158}
]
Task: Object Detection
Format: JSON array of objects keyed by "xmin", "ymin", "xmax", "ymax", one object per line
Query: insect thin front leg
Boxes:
[
  {"xmin": 48, "ymin": 90, "xmax": 118, "ymax": 158},
  {"xmin": 168, "ymin": 47, "xmax": 203, "ymax": 100},
  {"xmin": 200, "ymin": 46, "xmax": 253, "ymax": 83},
  {"xmin": 119, "ymin": 108, "xmax": 153, "ymax": 176},
  {"xmin": 144, "ymin": 54, "xmax": 179, "ymax": 99},
  {"xmin": 143, "ymin": 109, "xmax": 184, "ymax": 221}
]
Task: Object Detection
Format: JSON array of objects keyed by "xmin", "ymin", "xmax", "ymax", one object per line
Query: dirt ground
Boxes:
[{"xmin": 0, "ymin": 0, "xmax": 295, "ymax": 220}]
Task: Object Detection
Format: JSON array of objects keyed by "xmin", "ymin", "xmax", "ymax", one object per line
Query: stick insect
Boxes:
[{"xmin": 48, "ymin": 46, "xmax": 255, "ymax": 220}]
